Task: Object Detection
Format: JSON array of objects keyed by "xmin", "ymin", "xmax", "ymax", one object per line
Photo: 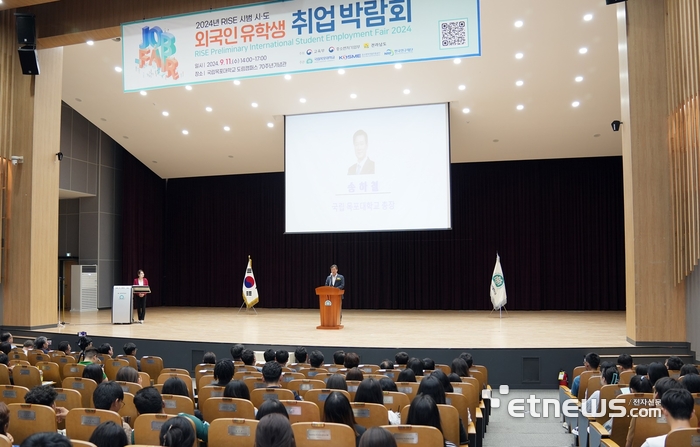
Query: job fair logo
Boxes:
[{"xmin": 135, "ymin": 25, "xmax": 180, "ymax": 80}]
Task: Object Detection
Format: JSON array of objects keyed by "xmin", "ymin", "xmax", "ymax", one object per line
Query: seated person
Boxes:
[
  {"xmin": 625, "ymin": 377, "xmax": 684, "ymax": 447},
  {"xmin": 275, "ymin": 350, "xmax": 289, "ymax": 367},
  {"xmin": 116, "ymin": 366, "xmax": 142, "ymax": 385},
  {"xmin": 635, "ymin": 364, "xmax": 649, "ymax": 376},
  {"xmin": 256, "ymin": 399, "xmax": 289, "ymax": 421},
  {"xmin": 641, "ymin": 388, "xmax": 694, "ymax": 447},
  {"xmin": 309, "ymin": 350, "xmax": 325, "ymax": 368},
  {"xmin": 682, "ymin": 374, "xmax": 700, "ymax": 393},
  {"xmin": 346, "ymin": 367, "xmax": 364, "ymax": 381},
  {"xmin": 19, "ymin": 432, "xmax": 71, "ymax": 447},
  {"xmin": 133, "ymin": 387, "xmax": 208, "ymax": 443},
  {"xmin": 680, "ymin": 364, "xmax": 699, "ymax": 377},
  {"xmin": 647, "ymin": 362, "xmax": 670, "ymax": 386},
  {"xmin": 326, "ymin": 374, "xmax": 348, "ymax": 391},
  {"xmin": 211, "ymin": 359, "xmax": 235, "ymax": 387},
  {"xmin": 122, "ymin": 342, "xmax": 141, "ymax": 371},
  {"xmin": 79, "ymin": 347, "xmax": 100, "ymax": 366},
  {"xmin": 665, "ymin": 356, "xmax": 684, "ymax": 372},
  {"xmin": 418, "ymin": 376, "xmax": 468, "ymax": 444},
  {"xmin": 24, "ymin": 385, "xmax": 68, "ymax": 424},
  {"xmin": 407, "ymin": 358, "xmax": 424, "ymax": 377},
  {"xmin": 0, "ymin": 402, "xmax": 14, "ymax": 445},
  {"xmin": 324, "ymin": 391, "xmax": 365, "ymax": 446},
  {"xmin": 617, "ymin": 354, "xmax": 634, "ymax": 372},
  {"xmin": 263, "ymin": 349, "xmax": 276, "ymax": 363},
  {"xmin": 344, "ymin": 353, "xmax": 360, "ymax": 369},
  {"xmin": 459, "ymin": 352, "xmax": 474, "ymax": 369},
  {"xmin": 423, "ymin": 358, "xmax": 436, "ymax": 372},
  {"xmin": 450, "ymin": 358, "xmax": 469, "ymax": 378},
  {"xmin": 355, "ymin": 378, "xmax": 400, "ymax": 425},
  {"xmin": 394, "ymin": 352, "xmax": 408, "ymax": 367},
  {"xmin": 294, "ymin": 347, "xmax": 308, "ymax": 365},
  {"xmin": 97, "ymin": 343, "xmax": 114, "ymax": 358},
  {"xmin": 92, "ymin": 381, "xmax": 132, "ymax": 440},
  {"xmin": 89, "ymin": 420, "xmax": 129, "ymax": 447},
  {"xmin": 34, "ymin": 336, "xmax": 49, "ymax": 354},
  {"xmin": 255, "ymin": 413, "xmax": 295, "ymax": 447},
  {"xmin": 229, "ymin": 344, "xmax": 245, "ymax": 363},
  {"xmin": 334, "ymin": 350, "xmax": 346, "ymax": 366},
  {"xmin": 159, "ymin": 416, "xmax": 196, "ymax": 447},
  {"xmin": 261, "ymin": 362, "xmax": 301, "ymax": 400},
  {"xmin": 379, "ymin": 359, "xmax": 394, "ymax": 370},
  {"xmin": 241, "ymin": 349, "xmax": 258, "ymax": 368},
  {"xmin": 406, "ymin": 394, "xmax": 455, "ymax": 447},
  {"xmin": 83, "ymin": 363, "xmax": 107, "ymax": 383},
  {"xmin": 201, "ymin": 352, "xmax": 216, "ymax": 365},
  {"xmin": 397, "ymin": 369, "xmax": 416, "ymax": 383},
  {"xmin": 56, "ymin": 341, "xmax": 71, "ymax": 356},
  {"xmin": 21, "ymin": 340, "xmax": 33, "ymax": 355},
  {"xmin": 571, "ymin": 352, "xmax": 600, "ymax": 396}
]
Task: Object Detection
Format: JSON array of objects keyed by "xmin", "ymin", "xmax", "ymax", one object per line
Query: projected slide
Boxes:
[{"xmin": 285, "ymin": 103, "xmax": 451, "ymax": 233}]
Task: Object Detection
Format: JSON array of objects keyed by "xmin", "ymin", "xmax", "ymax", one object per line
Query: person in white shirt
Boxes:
[{"xmin": 640, "ymin": 388, "xmax": 695, "ymax": 447}]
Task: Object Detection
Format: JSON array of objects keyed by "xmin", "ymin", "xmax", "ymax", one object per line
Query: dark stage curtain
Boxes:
[
  {"xmin": 121, "ymin": 152, "xmax": 167, "ymax": 306},
  {"xmin": 122, "ymin": 156, "xmax": 625, "ymax": 311}
]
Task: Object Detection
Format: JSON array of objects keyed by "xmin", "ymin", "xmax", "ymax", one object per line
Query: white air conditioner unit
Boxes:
[{"xmin": 71, "ymin": 264, "xmax": 98, "ymax": 312}]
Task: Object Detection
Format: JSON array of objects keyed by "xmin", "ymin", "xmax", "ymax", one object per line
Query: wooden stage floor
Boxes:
[{"xmin": 40, "ymin": 308, "xmax": 631, "ymax": 349}]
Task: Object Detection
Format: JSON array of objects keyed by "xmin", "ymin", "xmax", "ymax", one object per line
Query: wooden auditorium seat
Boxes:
[{"xmin": 291, "ymin": 421, "xmax": 355, "ymax": 447}]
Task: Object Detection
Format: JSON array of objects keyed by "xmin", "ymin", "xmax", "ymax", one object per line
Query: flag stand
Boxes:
[
  {"xmin": 238, "ymin": 302, "xmax": 258, "ymax": 314},
  {"xmin": 490, "ymin": 305, "xmax": 509, "ymax": 318}
]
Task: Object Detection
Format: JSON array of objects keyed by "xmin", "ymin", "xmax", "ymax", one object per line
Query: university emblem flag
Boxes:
[
  {"xmin": 242, "ymin": 257, "xmax": 259, "ymax": 308},
  {"xmin": 490, "ymin": 253, "xmax": 507, "ymax": 310}
]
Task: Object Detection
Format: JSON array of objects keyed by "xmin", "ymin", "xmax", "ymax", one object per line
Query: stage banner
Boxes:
[
  {"xmin": 242, "ymin": 257, "xmax": 259, "ymax": 308},
  {"xmin": 121, "ymin": 0, "xmax": 481, "ymax": 92}
]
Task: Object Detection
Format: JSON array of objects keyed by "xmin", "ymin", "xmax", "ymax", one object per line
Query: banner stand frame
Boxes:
[
  {"xmin": 489, "ymin": 305, "xmax": 509, "ymax": 318},
  {"xmin": 238, "ymin": 302, "xmax": 258, "ymax": 314}
]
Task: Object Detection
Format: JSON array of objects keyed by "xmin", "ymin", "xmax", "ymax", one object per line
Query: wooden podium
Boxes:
[{"xmin": 315, "ymin": 286, "xmax": 344, "ymax": 330}]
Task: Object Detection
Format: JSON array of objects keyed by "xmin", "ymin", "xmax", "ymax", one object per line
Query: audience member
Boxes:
[
  {"xmin": 423, "ymin": 357, "xmax": 436, "ymax": 371},
  {"xmin": 83, "ymin": 363, "xmax": 106, "ymax": 384},
  {"xmin": 56, "ymin": 341, "xmax": 71, "ymax": 355},
  {"xmin": 242, "ymin": 349, "xmax": 256, "ymax": 366},
  {"xmin": 0, "ymin": 353, "xmax": 7, "ymax": 366},
  {"xmin": 24, "ymin": 385, "xmax": 68, "ymax": 424},
  {"xmin": 635, "ymin": 364, "xmax": 649, "ymax": 376},
  {"xmin": 97, "ymin": 343, "xmax": 114, "ymax": 358},
  {"xmin": 134, "ymin": 387, "xmax": 164, "ymax": 414},
  {"xmin": 92, "ymin": 382, "xmax": 131, "ymax": 440},
  {"xmin": 326, "ymin": 374, "xmax": 348, "ymax": 391},
  {"xmin": 294, "ymin": 347, "xmax": 308, "ymax": 364},
  {"xmin": 230, "ymin": 344, "xmax": 245, "ymax": 362},
  {"xmin": 264, "ymin": 349, "xmax": 276, "ymax": 363},
  {"xmin": 394, "ymin": 352, "xmax": 409, "ymax": 366},
  {"xmin": 584, "ymin": 364, "xmax": 619, "ymax": 416},
  {"xmin": 640, "ymin": 388, "xmax": 694, "ymax": 447},
  {"xmin": 79, "ymin": 348, "xmax": 100, "ymax": 366},
  {"xmin": 625, "ymin": 377, "xmax": 683, "ymax": 447},
  {"xmin": 262, "ymin": 360, "xmax": 302, "ymax": 400},
  {"xmin": 256, "ymin": 399, "xmax": 290, "ymax": 421},
  {"xmin": 397, "ymin": 369, "xmax": 416, "ymax": 383},
  {"xmin": 20, "ymin": 432, "xmax": 71, "ymax": 447},
  {"xmin": 344, "ymin": 352, "xmax": 360, "ymax": 369},
  {"xmin": 323, "ymin": 391, "xmax": 365, "ymax": 446},
  {"xmin": 406, "ymin": 394, "xmax": 455, "ymax": 447},
  {"xmin": 309, "ymin": 350, "xmax": 324, "ymax": 368},
  {"xmin": 429, "ymin": 370, "xmax": 454, "ymax": 393},
  {"xmin": 379, "ymin": 359, "xmax": 394, "ymax": 370},
  {"xmin": 647, "ymin": 362, "xmax": 670, "ymax": 386},
  {"xmin": 77, "ymin": 335, "xmax": 93, "ymax": 361},
  {"xmin": 665, "ymin": 356, "xmax": 684, "ymax": 372},
  {"xmin": 34, "ymin": 336, "xmax": 49, "ymax": 353},
  {"xmin": 0, "ymin": 402, "xmax": 14, "ymax": 445},
  {"xmin": 407, "ymin": 358, "xmax": 424, "ymax": 377},
  {"xmin": 202, "ymin": 352, "xmax": 216, "ymax": 364},
  {"xmin": 628, "ymin": 375, "xmax": 653, "ymax": 393},
  {"xmin": 681, "ymin": 373, "xmax": 700, "ymax": 393},
  {"xmin": 159, "ymin": 416, "xmax": 196, "ymax": 447},
  {"xmin": 379, "ymin": 377, "xmax": 398, "ymax": 392},
  {"xmin": 617, "ymin": 354, "xmax": 634, "ymax": 372},
  {"xmin": 459, "ymin": 352, "xmax": 474, "ymax": 369},
  {"xmin": 359, "ymin": 427, "xmax": 397, "ymax": 447},
  {"xmin": 212, "ymin": 359, "xmax": 235, "ymax": 386},
  {"xmin": 276, "ymin": 349, "xmax": 290, "ymax": 366},
  {"xmin": 162, "ymin": 377, "xmax": 189, "ymax": 397},
  {"xmin": 571, "ymin": 352, "xmax": 600, "ymax": 396},
  {"xmin": 89, "ymin": 420, "xmax": 129, "ymax": 447},
  {"xmin": 418, "ymin": 376, "xmax": 468, "ymax": 443},
  {"xmin": 116, "ymin": 366, "xmax": 141, "ymax": 385},
  {"xmin": 0, "ymin": 333, "xmax": 12, "ymax": 346},
  {"xmin": 21, "ymin": 340, "xmax": 33, "ymax": 355},
  {"xmin": 122, "ymin": 342, "xmax": 140, "ymax": 370},
  {"xmin": 346, "ymin": 367, "xmax": 364, "ymax": 381},
  {"xmin": 355, "ymin": 378, "xmax": 400, "ymax": 425},
  {"xmin": 0, "ymin": 342, "xmax": 10, "ymax": 355},
  {"xmin": 223, "ymin": 380, "xmax": 250, "ymax": 400},
  {"xmin": 333, "ymin": 350, "xmax": 346, "ymax": 365},
  {"xmin": 447, "ymin": 373, "xmax": 462, "ymax": 384},
  {"xmin": 679, "ymin": 364, "xmax": 699, "ymax": 376},
  {"xmin": 450, "ymin": 358, "xmax": 470, "ymax": 378},
  {"xmin": 255, "ymin": 413, "xmax": 296, "ymax": 447}
]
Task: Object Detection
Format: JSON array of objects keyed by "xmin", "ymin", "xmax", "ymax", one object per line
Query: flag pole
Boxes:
[{"xmin": 240, "ymin": 254, "xmax": 258, "ymax": 314}]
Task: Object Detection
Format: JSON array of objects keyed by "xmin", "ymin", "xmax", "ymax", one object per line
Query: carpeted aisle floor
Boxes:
[{"xmin": 483, "ymin": 389, "xmax": 575, "ymax": 447}]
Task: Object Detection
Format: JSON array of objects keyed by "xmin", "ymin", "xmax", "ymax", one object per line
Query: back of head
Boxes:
[
  {"xmin": 22, "ymin": 340, "xmax": 33, "ymax": 350},
  {"xmin": 309, "ymin": 350, "xmax": 324, "ymax": 368},
  {"xmin": 93, "ymin": 381, "xmax": 124, "ymax": 411},
  {"xmin": 585, "ymin": 352, "xmax": 601, "ymax": 369},
  {"xmin": 450, "ymin": 358, "xmax": 469, "ymax": 377},
  {"xmin": 628, "ymin": 375, "xmax": 653, "ymax": 394},
  {"xmin": 333, "ymin": 350, "xmax": 345, "ymax": 365},
  {"xmin": 654, "ymin": 377, "xmax": 682, "ymax": 399},
  {"xmin": 459, "ymin": 352, "xmax": 474, "ymax": 368},
  {"xmin": 355, "ymin": 378, "xmax": 383, "ymax": 404},
  {"xmin": 0, "ymin": 402, "xmax": 9, "ymax": 435},
  {"xmin": 57, "ymin": 341, "xmax": 70, "ymax": 354},
  {"xmin": 84, "ymin": 348, "xmax": 99, "ymax": 361},
  {"xmin": 0, "ymin": 353, "xmax": 7, "ymax": 366},
  {"xmin": 346, "ymin": 367, "xmax": 364, "ymax": 381},
  {"xmin": 88, "ymin": 420, "xmax": 129, "ymax": 447},
  {"xmin": 116, "ymin": 366, "xmax": 139, "ymax": 383},
  {"xmin": 397, "ymin": 369, "xmax": 416, "ymax": 383},
  {"xmin": 224, "ymin": 380, "xmax": 250, "ymax": 400},
  {"xmin": 262, "ymin": 361, "xmax": 282, "ymax": 384},
  {"xmin": 25, "ymin": 385, "xmax": 57, "ymax": 406},
  {"xmin": 255, "ymin": 413, "xmax": 296, "ymax": 447},
  {"xmin": 275, "ymin": 350, "xmax": 289, "ymax": 365},
  {"xmin": 417, "ymin": 376, "xmax": 446, "ymax": 404},
  {"xmin": 379, "ymin": 359, "xmax": 394, "ymax": 370},
  {"xmin": 407, "ymin": 358, "xmax": 424, "ymax": 377},
  {"xmin": 661, "ymin": 388, "xmax": 694, "ymax": 421},
  {"xmin": 602, "ymin": 365, "xmax": 620, "ymax": 385},
  {"xmin": 394, "ymin": 352, "xmax": 409, "ymax": 365},
  {"xmin": 379, "ymin": 377, "xmax": 398, "ymax": 392},
  {"xmin": 447, "ymin": 373, "xmax": 462, "ymax": 384},
  {"xmin": 230, "ymin": 344, "xmax": 245, "ymax": 360},
  {"xmin": 134, "ymin": 386, "xmax": 163, "ymax": 414},
  {"xmin": 202, "ymin": 352, "xmax": 216, "ymax": 364},
  {"xmin": 159, "ymin": 416, "xmax": 196, "ymax": 447},
  {"xmin": 326, "ymin": 374, "xmax": 348, "ymax": 391},
  {"xmin": 648, "ymin": 362, "xmax": 670, "ymax": 385},
  {"xmin": 0, "ymin": 342, "xmax": 10, "ymax": 355},
  {"xmin": 323, "ymin": 391, "xmax": 356, "ymax": 427},
  {"xmin": 0, "ymin": 333, "xmax": 10, "ymax": 343},
  {"xmin": 83, "ymin": 363, "xmax": 105, "ymax": 384},
  {"xmin": 20, "ymin": 432, "xmax": 72, "ymax": 447},
  {"xmin": 429, "ymin": 370, "xmax": 453, "ymax": 393},
  {"xmin": 422, "ymin": 358, "xmax": 435, "ymax": 371},
  {"xmin": 34, "ymin": 336, "xmax": 47, "ymax": 350},
  {"xmin": 256, "ymin": 399, "xmax": 290, "ymax": 421},
  {"xmin": 406, "ymin": 394, "xmax": 442, "ymax": 434},
  {"xmin": 344, "ymin": 352, "xmax": 360, "ymax": 369},
  {"xmin": 162, "ymin": 377, "xmax": 189, "ymax": 397},
  {"xmin": 242, "ymin": 349, "xmax": 256, "ymax": 366},
  {"xmin": 635, "ymin": 364, "xmax": 649, "ymax": 376},
  {"xmin": 97, "ymin": 343, "xmax": 112, "ymax": 355},
  {"xmin": 359, "ymin": 427, "xmax": 397, "ymax": 447},
  {"xmin": 214, "ymin": 359, "xmax": 235, "ymax": 384},
  {"xmin": 680, "ymin": 364, "xmax": 699, "ymax": 377},
  {"xmin": 617, "ymin": 353, "xmax": 634, "ymax": 370},
  {"xmin": 682, "ymin": 373, "xmax": 700, "ymax": 393},
  {"xmin": 666, "ymin": 356, "xmax": 684, "ymax": 371},
  {"xmin": 123, "ymin": 342, "xmax": 137, "ymax": 356},
  {"xmin": 294, "ymin": 347, "xmax": 307, "ymax": 364},
  {"xmin": 264, "ymin": 349, "xmax": 277, "ymax": 363}
]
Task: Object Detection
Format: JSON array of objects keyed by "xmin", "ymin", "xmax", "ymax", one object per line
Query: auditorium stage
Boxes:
[{"xmin": 39, "ymin": 307, "xmax": 630, "ymax": 350}]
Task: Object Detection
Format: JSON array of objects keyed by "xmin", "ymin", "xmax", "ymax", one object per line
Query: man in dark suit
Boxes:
[
  {"xmin": 325, "ymin": 264, "xmax": 344, "ymax": 289},
  {"xmin": 347, "ymin": 129, "xmax": 375, "ymax": 175}
]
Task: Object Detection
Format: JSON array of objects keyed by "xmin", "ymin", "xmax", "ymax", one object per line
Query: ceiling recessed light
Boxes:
[
  {"xmin": 139, "ymin": 91, "xmax": 147, "ymax": 96},
  {"xmin": 515, "ymin": 80, "xmax": 524, "ymax": 86},
  {"xmin": 233, "ymin": 80, "xmax": 241, "ymax": 85},
  {"xmin": 284, "ymin": 74, "xmax": 292, "ymax": 80},
  {"xmin": 338, "ymin": 69, "xmax": 345, "ymax": 75},
  {"xmin": 114, "ymin": 66, "xmax": 122, "ymax": 72},
  {"xmin": 514, "ymin": 20, "xmax": 524, "ymax": 27},
  {"xmin": 575, "ymin": 76, "xmax": 584, "ymax": 82},
  {"xmin": 182, "ymin": 130, "xmax": 189, "ymax": 135},
  {"xmin": 516, "ymin": 104, "xmax": 524, "ymax": 110},
  {"xmin": 458, "ymin": 84, "xmax": 466, "ymax": 91},
  {"xmin": 579, "ymin": 47, "xmax": 588, "ymax": 54},
  {"xmin": 350, "ymin": 93, "xmax": 357, "ymax": 99},
  {"xmin": 299, "ymin": 98, "xmax": 306, "ymax": 103},
  {"xmin": 205, "ymin": 107, "xmax": 212, "ymax": 112},
  {"xmin": 403, "ymin": 88, "xmax": 410, "ymax": 94},
  {"xmin": 395, "ymin": 63, "xmax": 402, "ymax": 69},
  {"xmin": 267, "ymin": 122, "xmax": 274, "ymax": 128},
  {"xmin": 251, "ymin": 102, "xmax": 258, "ymax": 108},
  {"xmin": 584, "ymin": 14, "xmax": 593, "ymax": 21},
  {"xmin": 185, "ymin": 85, "xmax": 193, "ymax": 91},
  {"xmin": 86, "ymin": 40, "xmax": 94, "ymax": 46},
  {"xmin": 572, "ymin": 101, "xmax": 580, "ymax": 107},
  {"xmin": 223, "ymin": 126, "xmax": 230, "ymax": 131},
  {"xmin": 515, "ymin": 52, "xmax": 524, "ymax": 59},
  {"xmin": 453, "ymin": 58, "xmax": 461, "ymax": 64},
  {"xmin": 462, "ymin": 108, "xmax": 470, "ymax": 114},
  {"xmin": 162, "ymin": 111, "xmax": 169, "ymax": 117}
]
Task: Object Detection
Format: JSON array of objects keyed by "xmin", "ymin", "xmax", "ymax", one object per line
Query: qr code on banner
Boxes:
[{"xmin": 440, "ymin": 19, "xmax": 468, "ymax": 48}]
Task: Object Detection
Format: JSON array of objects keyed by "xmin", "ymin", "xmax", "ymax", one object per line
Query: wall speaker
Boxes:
[
  {"xmin": 18, "ymin": 47, "xmax": 40, "ymax": 75},
  {"xmin": 15, "ymin": 14, "xmax": 36, "ymax": 46}
]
